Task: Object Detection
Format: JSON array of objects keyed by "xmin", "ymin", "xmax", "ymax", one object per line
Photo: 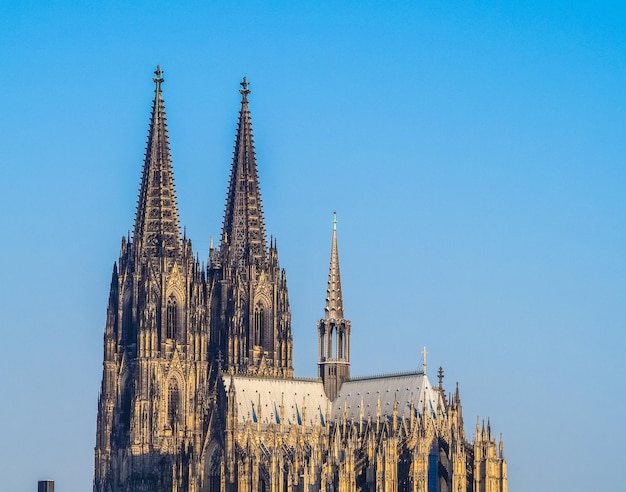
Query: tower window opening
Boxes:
[
  {"xmin": 166, "ymin": 295, "xmax": 178, "ymax": 339},
  {"xmin": 254, "ymin": 305, "xmax": 265, "ymax": 346},
  {"xmin": 338, "ymin": 330, "xmax": 344, "ymax": 359},
  {"xmin": 327, "ymin": 327, "xmax": 333, "ymax": 359},
  {"xmin": 168, "ymin": 379, "xmax": 180, "ymax": 426}
]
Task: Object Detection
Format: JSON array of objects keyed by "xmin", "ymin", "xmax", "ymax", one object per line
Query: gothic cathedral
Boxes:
[{"xmin": 94, "ymin": 68, "xmax": 507, "ymax": 492}]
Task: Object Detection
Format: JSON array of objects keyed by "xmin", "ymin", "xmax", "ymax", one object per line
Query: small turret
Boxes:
[{"xmin": 318, "ymin": 212, "xmax": 352, "ymax": 400}]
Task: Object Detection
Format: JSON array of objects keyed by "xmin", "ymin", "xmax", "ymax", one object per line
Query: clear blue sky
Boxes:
[{"xmin": 1, "ymin": 1, "xmax": 625, "ymax": 491}]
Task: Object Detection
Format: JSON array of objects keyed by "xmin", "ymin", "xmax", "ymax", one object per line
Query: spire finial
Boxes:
[
  {"xmin": 333, "ymin": 211, "xmax": 337, "ymax": 231},
  {"xmin": 239, "ymin": 76, "xmax": 250, "ymax": 101},
  {"xmin": 437, "ymin": 366, "xmax": 444, "ymax": 390},
  {"xmin": 153, "ymin": 65, "xmax": 164, "ymax": 92},
  {"xmin": 421, "ymin": 346, "xmax": 428, "ymax": 374}
]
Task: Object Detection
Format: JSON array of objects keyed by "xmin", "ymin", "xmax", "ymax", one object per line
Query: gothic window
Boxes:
[
  {"xmin": 208, "ymin": 453, "xmax": 222, "ymax": 492},
  {"xmin": 428, "ymin": 446, "xmax": 438, "ymax": 492},
  {"xmin": 254, "ymin": 304, "xmax": 265, "ymax": 347},
  {"xmin": 168, "ymin": 379, "xmax": 179, "ymax": 426},
  {"xmin": 166, "ymin": 295, "xmax": 177, "ymax": 339},
  {"xmin": 439, "ymin": 445, "xmax": 451, "ymax": 492},
  {"xmin": 338, "ymin": 330, "xmax": 344, "ymax": 359},
  {"xmin": 327, "ymin": 327, "xmax": 333, "ymax": 359}
]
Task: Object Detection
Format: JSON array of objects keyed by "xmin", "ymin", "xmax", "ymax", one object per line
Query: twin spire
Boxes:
[
  {"xmin": 131, "ymin": 66, "xmax": 349, "ymax": 385},
  {"xmin": 133, "ymin": 69, "xmax": 267, "ymax": 264},
  {"xmin": 132, "ymin": 67, "xmax": 344, "ymax": 308},
  {"xmin": 133, "ymin": 66, "xmax": 181, "ymax": 257}
]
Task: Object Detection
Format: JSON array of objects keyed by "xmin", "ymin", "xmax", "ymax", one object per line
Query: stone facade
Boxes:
[{"xmin": 94, "ymin": 67, "xmax": 507, "ymax": 492}]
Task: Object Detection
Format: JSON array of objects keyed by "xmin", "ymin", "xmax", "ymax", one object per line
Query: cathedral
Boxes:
[{"xmin": 94, "ymin": 67, "xmax": 507, "ymax": 492}]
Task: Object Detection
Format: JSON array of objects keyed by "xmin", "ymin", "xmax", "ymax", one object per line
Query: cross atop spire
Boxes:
[
  {"xmin": 324, "ymin": 212, "xmax": 344, "ymax": 320},
  {"xmin": 153, "ymin": 65, "xmax": 164, "ymax": 91},
  {"xmin": 239, "ymin": 76, "xmax": 250, "ymax": 101},
  {"xmin": 133, "ymin": 65, "xmax": 181, "ymax": 257}
]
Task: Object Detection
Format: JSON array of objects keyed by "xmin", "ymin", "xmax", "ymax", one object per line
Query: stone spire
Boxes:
[
  {"xmin": 221, "ymin": 76, "xmax": 267, "ymax": 265},
  {"xmin": 318, "ymin": 212, "xmax": 351, "ymax": 400},
  {"xmin": 133, "ymin": 65, "xmax": 181, "ymax": 257},
  {"xmin": 325, "ymin": 212, "xmax": 344, "ymax": 320}
]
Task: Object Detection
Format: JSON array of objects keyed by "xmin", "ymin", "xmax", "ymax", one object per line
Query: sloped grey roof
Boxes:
[
  {"xmin": 223, "ymin": 375, "xmax": 331, "ymax": 427},
  {"xmin": 330, "ymin": 372, "xmax": 441, "ymax": 422}
]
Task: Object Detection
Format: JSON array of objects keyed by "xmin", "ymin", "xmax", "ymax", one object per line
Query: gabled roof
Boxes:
[
  {"xmin": 223, "ymin": 375, "xmax": 330, "ymax": 427},
  {"xmin": 330, "ymin": 372, "xmax": 442, "ymax": 422}
]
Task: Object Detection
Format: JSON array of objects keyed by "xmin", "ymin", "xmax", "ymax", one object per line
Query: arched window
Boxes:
[
  {"xmin": 428, "ymin": 443, "xmax": 439, "ymax": 492},
  {"xmin": 168, "ymin": 379, "xmax": 179, "ymax": 426},
  {"xmin": 254, "ymin": 305, "xmax": 264, "ymax": 347},
  {"xmin": 166, "ymin": 295, "xmax": 177, "ymax": 339},
  {"xmin": 438, "ymin": 445, "xmax": 450, "ymax": 492},
  {"xmin": 208, "ymin": 452, "xmax": 222, "ymax": 492},
  {"xmin": 338, "ymin": 330, "xmax": 344, "ymax": 359},
  {"xmin": 327, "ymin": 326, "xmax": 333, "ymax": 359}
]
